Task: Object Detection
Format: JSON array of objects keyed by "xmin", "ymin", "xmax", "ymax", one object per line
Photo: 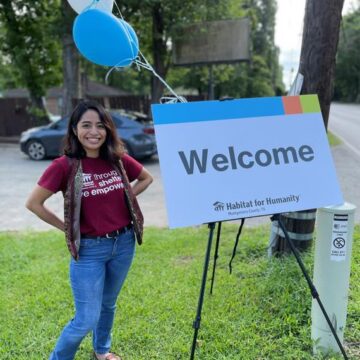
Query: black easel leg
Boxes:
[
  {"xmin": 272, "ymin": 215, "xmax": 348, "ymax": 360},
  {"xmin": 210, "ymin": 221, "xmax": 222, "ymax": 295},
  {"xmin": 190, "ymin": 222, "xmax": 216, "ymax": 360}
]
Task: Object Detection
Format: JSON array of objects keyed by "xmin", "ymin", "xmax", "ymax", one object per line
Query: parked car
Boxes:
[
  {"xmin": 114, "ymin": 109, "xmax": 155, "ymax": 136},
  {"xmin": 20, "ymin": 112, "xmax": 157, "ymax": 160}
]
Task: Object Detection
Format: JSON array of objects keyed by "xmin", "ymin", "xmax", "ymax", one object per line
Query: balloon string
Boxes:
[
  {"xmin": 113, "ymin": 0, "xmax": 124, "ymax": 19},
  {"xmin": 108, "ymin": 0, "xmax": 186, "ymax": 104},
  {"xmin": 120, "ymin": 23, "xmax": 136, "ymax": 60},
  {"xmin": 105, "ymin": 66, "xmax": 119, "ymax": 84},
  {"xmin": 105, "ymin": 56, "xmax": 134, "ymax": 84},
  {"xmin": 84, "ymin": 0, "xmax": 98, "ymax": 12},
  {"xmin": 109, "ymin": 1, "xmax": 137, "ymax": 61},
  {"xmin": 136, "ymin": 50, "xmax": 187, "ymax": 103},
  {"xmin": 104, "ymin": 0, "xmax": 137, "ymax": 75}
]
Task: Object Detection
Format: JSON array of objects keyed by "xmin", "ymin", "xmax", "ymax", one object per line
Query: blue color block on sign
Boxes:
[{"xmin": 151, "ymin": 96, "xmax": 285, "ymax": 125}]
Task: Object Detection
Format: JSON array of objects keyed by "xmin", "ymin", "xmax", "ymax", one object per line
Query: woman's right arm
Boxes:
[{"xmin": 25, "ymin": 185, "xmax": 65, "ymax": 232}]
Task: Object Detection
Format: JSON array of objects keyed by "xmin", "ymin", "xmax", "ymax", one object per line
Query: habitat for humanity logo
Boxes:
[
  {"xmin": 83, "ymin": 173, "xmax": 94, "ymax": 188},
  {"xmin": 213, "ymin": 201, "xmax": 225, "ymax": 211}
]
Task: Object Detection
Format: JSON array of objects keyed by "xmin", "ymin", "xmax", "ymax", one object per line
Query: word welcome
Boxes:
[{"xmin": 178, "ymin": 145, "xmax": 314, "ymax": 175}]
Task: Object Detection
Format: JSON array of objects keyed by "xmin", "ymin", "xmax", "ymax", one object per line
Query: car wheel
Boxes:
[{"xmin": 26, "ymin": 140, "xmax": 46, "ymax": 160}]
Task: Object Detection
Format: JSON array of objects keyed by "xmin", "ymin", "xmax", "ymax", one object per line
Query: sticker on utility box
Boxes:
[{"xmin": 331, "ymin": 214, "xmax": 349, "ymax": 261}]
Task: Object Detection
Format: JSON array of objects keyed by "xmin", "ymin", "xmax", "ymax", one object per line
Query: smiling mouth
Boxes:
[{"xmin": 86, "ymin": 137, "xmax": 102, "ymax": 144}]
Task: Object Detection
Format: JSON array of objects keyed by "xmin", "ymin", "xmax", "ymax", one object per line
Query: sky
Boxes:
[{"xmin": 275, "ymin": 0, "xmax": 358, "ymax": 90}]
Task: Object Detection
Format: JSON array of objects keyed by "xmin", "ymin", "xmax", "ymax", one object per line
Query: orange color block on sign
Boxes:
[{"xmin": 282, "ymin": 96, "xmax": 303, "ymax": 114}]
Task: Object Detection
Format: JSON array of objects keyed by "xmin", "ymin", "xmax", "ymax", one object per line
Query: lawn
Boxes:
[
  {"xmin": 327, "ymin": 131, "xmax": 342, "ymax": 147},
  {"xmin": 0, "ymin": 224, "xmax": 359, "ymax": 359}
]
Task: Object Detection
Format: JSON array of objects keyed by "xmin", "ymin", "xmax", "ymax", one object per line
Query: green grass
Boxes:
[
  {"xmin": 328, "ymin": 131, "xmax": 342, "ymax": 147},
  {"xmin": 0, "ymin": 224, "xmax": 359, "ymax": 359}
]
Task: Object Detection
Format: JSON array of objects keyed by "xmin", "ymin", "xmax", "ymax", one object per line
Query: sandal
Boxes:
[{"xmin": 93, "ymin": 351, "xmax": 122, "ymax": 360}]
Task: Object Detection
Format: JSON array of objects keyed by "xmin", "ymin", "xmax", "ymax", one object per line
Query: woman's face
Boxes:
[{"xmin": 75, "ymin": 109, "xmax": 107, "ymax": 158}]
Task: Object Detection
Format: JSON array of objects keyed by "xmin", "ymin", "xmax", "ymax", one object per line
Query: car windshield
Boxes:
[
  {"xmin": 111, "ymin": 113, "xmax": 143, "ymax": 129},
  {"xmin": 52, "ymin": 118, "xmax": 68, "ymax": 130}
]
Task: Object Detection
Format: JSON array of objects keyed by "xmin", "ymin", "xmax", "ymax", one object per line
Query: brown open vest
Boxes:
[{"xmin": 64, "ymin": 157, "xmax": 144, "ymax": 260}]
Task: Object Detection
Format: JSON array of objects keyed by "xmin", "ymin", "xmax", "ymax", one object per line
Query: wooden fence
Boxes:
[
  {"xmin": 1, "ymin": 94, "xmax": 207, "ymax": 136},
  {"xmin": 0, "ymin": 98, "xmax": 32, "ymax": 137}
]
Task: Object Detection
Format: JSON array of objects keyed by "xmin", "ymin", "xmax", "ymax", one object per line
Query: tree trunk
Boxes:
[
  {"xmin": 151, "ymin": 3, "xmax": 168, "ymax": 103},
  {"xmin": 61, "ymin": 0, "xmax": 81, "ymax": 117},
  {"xmin": 299, "ymin": 0, "xmax": 345, "ymax": 129},
  {"xmin": 28, "ymin": 95, "xmax": 49, "ymax": 126},
  {"xmin": 270, "ymin": 0, "xmax": 345, "ymax": 256}
]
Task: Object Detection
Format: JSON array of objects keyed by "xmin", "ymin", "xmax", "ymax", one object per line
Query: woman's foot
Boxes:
[{"xmin": 93, "ymin": 351, "xmax": 122, "ymax": 360}]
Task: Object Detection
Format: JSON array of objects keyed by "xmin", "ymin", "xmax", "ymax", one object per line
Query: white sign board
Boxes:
[{"xmin": 151, "ymin": 95, "xmax": 343, "ymax": 228}]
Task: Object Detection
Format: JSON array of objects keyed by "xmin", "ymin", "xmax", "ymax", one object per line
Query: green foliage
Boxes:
[
  {"xmin": 334, "ymin": 7, "xmax": 360, "ymax": 102},
  {"xmin": 327, "ymin": 131, "xmax": 342, "ymax": 147},
  {"xmin": 0, "ymin": 0, "xmax": 284, "ymax": 101},
  {"xmin": 167, "ymin": 0, "xmax": 284, "ymax": 99},
  {"xmin": 0, "ymin": 56, "xmax": 21, "ymax": 91},
  {"xmin": 246, "ymin": 55, "xmax": 275, "ymax": 96},
  {"xmin": 109, "ymin": 0, "xmax": 214, "ymax": 99},
  {"xmin": 0, "ymin": 0, "xmax": 62, "ymax": 98},
  {"xmin": 0, "ymin": 224, "xmax": 359, "ymax": 359},
  {"xmin": 92, "ymin": 0, "xmax": 284, "ymax": 99},
  {"xmin": 0, "ymin": 26, "xmax": 21, "ymax": 91}
]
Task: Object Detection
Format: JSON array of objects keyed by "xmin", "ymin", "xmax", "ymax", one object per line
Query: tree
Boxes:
[
  {"xmin": 60, "ymin": 0, "xmax": 81, "ymax": 117},
  {"xmin": 0, "ymin": 25, "xmax": 21, "ymax": 91},
  {"xmin": 0, "ymin": 0, "xmax": 284, "ymax": 113},
  {"xmin": 0, "ymin": 0, "xmax": 62, "ymax": 122},
  {"xmin": 169, "ymin": 0, "xmax": 284, "ymax": 99},
  {"xmin": 299, "ymin": 0, "xmax": 345, "ymax": 129},
  {"xmin": 272, "ymin": 0, "xmax": 345, "ymax": 256},
  {"xmin": 334, "ymin": 7, "xmax": 360, "ymax": 102},
  {"xmin": 114, "ymin": 0, "xmax": 235, "ymax": 102},
  {"xmin": 88, "ymin": 0, "xmax": 283, "ymax": 101}
]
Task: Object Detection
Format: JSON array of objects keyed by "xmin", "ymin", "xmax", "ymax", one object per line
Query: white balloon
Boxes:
[{"xmin": 67, "ymin": 0, "xmax": 114, "ymax": 14}]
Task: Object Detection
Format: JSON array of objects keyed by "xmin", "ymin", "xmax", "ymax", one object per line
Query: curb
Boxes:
[{"xmin": 0, "ymin": 137, "xmax": 20, "ymax": 144}]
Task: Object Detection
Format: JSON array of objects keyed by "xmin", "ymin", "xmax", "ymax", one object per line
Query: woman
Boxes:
[{"xmin": 26, "ymin": 100, "xmax": 153, "ymax": 360}]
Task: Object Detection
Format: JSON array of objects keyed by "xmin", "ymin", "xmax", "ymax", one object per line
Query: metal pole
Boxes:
[
  {"xmin": 272, "ymin": 214, "xmax": 349, "ymax": 360},
  {"xmin": 208, "ymin": 65, "xmax": 215, "ymax": 100},
  {"xmin": 312, "ymin": 203, "xmax": 356, "ymax": 356},
  {"xmin": 190, "ymin": 222, "xmax": 216, "ymax": 360},
  {"xmin": 210, "ymin": 222, "xmax": 222, "ymax": 295}
]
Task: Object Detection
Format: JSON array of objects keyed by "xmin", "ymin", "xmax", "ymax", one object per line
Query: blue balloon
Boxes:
[{"xmin": 73, "ymin": 9, "xmax": 139, "ymax": 67}]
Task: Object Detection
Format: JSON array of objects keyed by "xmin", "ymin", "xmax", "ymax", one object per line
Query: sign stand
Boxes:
[
  {"xmin": 189, "ymin": 215, "xmax": 348, "ymax": 360},
  {"xmin": 210, "ymin": 221, "xmax": 222, "ymax": 295},
  {"xmin": 190, "ymin": 222, "xmax": 216, "ymax": 360},
  {"xmin": 271, "ymin": 214, "xmax": 348, "ymax": 360},
  {"xmin": 152, "ymin": 94, "xmax": 345, "ymax": 359}
]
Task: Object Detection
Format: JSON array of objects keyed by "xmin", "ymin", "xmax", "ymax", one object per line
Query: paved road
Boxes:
[
  {"xmin": 329, "ymin": 103, "xmax": 360, "ymax": 157},
  {"xmin": 0, "ymin": 103, "xmax": 359, "ymax": 231},
  {"xmin": 328, "ymin": 103, "xmax": 360, "ymax": 223}
]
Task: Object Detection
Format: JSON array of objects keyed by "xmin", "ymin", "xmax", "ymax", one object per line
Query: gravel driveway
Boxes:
[{"xmin": 0, "ymin": 144, "xmax": 167, "ymax": 231}]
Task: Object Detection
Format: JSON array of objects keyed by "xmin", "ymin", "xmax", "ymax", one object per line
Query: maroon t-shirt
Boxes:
[{"xmin": 38, "ymin": 155, "xmax": 143, "ymax": 236}]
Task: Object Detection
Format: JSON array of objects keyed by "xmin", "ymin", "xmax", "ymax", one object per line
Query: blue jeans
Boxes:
[{"xmin": 49, "ymin": 228, "xmax": 135, "ymax": 360}]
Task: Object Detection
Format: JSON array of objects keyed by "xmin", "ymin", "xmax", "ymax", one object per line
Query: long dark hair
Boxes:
[{"xmin": 63, "ymin": 100, "xmax": 125, "ymax": 163}]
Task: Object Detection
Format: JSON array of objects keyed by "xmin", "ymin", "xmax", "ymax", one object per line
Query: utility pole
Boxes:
[
  {"xmin": 299, "ymin": 0, "xmax": 345, "ymax": 129},
  {"xmin": 270, "ymin": 0, "xmax": 345, "ymax": 255}
]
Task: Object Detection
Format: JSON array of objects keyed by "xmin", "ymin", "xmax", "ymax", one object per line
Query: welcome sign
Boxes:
[{"xmin": 151, "ymin": 95, "xmax": 343, "ymax": 228}]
